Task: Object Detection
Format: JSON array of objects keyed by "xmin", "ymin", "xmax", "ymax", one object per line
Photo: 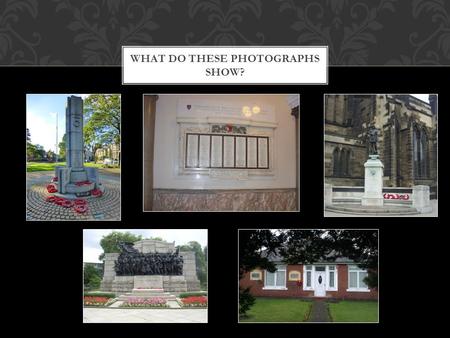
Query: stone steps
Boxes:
[
  {"xmin": 118, "ymin": 288, "xmax": 177, "ymax": 302},
  {"xmin": 326, "ymin": 204, "xmax": 419, "ymax": 215}
]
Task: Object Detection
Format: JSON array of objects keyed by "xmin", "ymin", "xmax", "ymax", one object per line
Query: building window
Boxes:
[
  {"xmin": 327, "ymin": 265, "xmax": 337, "ymax": 291},
  {"xmin": 347, "ymin": 265, "xmax": 370, "ymax": 292},
  {"xmin": 332, "ymin": 147, "xmax": 351, "ymax": 177},
  {"xmin": 250, "ymin": 270, "xmax": 262, "ymax": 280},
  {"xmin": 288, "ymin": 271, "xmax": 301, "ymax": 281},
  {"xmin": 413, "ymin": 126, "xmax": 429, "ymax": 179},
  {"xmin": 263, "ymin": 266, "xmax": 287, "ymax": 290},
  {"xmin": 303, "ymin": 265, "xmax": 313, "ymax": 290}
]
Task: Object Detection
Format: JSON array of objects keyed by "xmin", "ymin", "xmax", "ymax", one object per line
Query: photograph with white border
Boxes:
[
  {"xmin": 26, "ymin": 93, "xmax": 121, "ymax": 221},
  {"xmin": 323, "ymin": 94, "xmax": 437, "ymax": 217},
  {"xmin": 83, "ymin": 228, "xmax": 208, "ymax": 323},
  {"xmin": 143, "ymin": 94, "xmax": 300, "ymax": 212},
  {"xmin": 238, "ymin": 229, "xmax": 379, "ymax": 323}
]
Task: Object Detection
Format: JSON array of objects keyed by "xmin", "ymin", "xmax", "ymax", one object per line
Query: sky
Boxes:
[
  {"xmin": 26, "ymin": 94, "xmax": 90, "ymax": 152},
  {"xmin": 27, "ymin": 93, "xmax": 429, "ymax": 153},
  {"xmin": 83, "ymin": 229, "xmax": 208, "ymax": 263},
  {"xmin": 411, "ymin": 94, "xmax": 429, "ymax": 103}
]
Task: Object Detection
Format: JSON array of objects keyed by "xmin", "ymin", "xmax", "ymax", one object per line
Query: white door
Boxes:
[{"xmin": 314, "ymin": 271, "xmax": 326, "ymax": 297}]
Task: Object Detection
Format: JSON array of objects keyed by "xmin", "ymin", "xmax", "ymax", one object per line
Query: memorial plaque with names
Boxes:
[
  {"xmin": 199, "ymin": 135, "xmax": 210, "ymax": 167},
  {"xmin": 184, "ymin": 132, "xmax": 270, "ymax": 170},
  {"xmin": 258, "ymin": 138, "xmax": 268, "ymax": 168},
  {"xmin": 236, "ymin": 137, "xmax": 246, "ymax": 167},
  {"xmin": 223, "ymin": 136, "xmax": 235, "ymax": 167},
  {"xmin": 186, "ymin": 134, "xmax": 198, "ymax": 167},
  {"xmin": 211, "ymin": 135, "xmax": 222, "ymax": 167},
  {"xmin": 247, "ymin": 137, "xmax": 257, "ymax": 168}
]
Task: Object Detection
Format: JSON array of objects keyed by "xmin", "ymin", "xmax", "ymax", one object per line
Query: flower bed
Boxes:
[
  {"xmin": 179, "ymin": 296, "xmax": 208, "ymax": 308},
  {"xmin": 120, "ymin": 297, "xmax": 169, "ymax": 308},
  {"xmin": 84, "ymin": 296, "xmax": 114, "ymax": 307},
  {"xmin": 178, "ymin": 291, "xmax": 207, "ymax": 298}
]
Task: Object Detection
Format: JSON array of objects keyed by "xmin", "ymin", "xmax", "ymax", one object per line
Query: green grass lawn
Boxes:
[
  {"xmin": 240, "ymin": 298, "xmax": 311, "ymax": 322},
  {"xmin": 328, "ymin": 301, "xmax": 378, "ymax": 322},
  {"xmin": 27, "ymin": 161, "xmax": 110, "ymax": 172}
]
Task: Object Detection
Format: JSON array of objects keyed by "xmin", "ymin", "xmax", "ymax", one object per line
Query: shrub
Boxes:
[
  {"xmin": 84, "ymin": 292, "xmax": 116, "ymax": 298},
  {"xmin": 239, "ymin": 287, "xmax": 255, "ymax": 316},
  {"xmin": 178, "ymin": 291, "xmax": 208, "ymax": 298}
]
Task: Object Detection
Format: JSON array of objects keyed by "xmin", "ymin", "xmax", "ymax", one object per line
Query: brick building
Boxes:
[
  {"xmin": 241, "ymin": 256, "xmax": 378, "ymax": 301},
  {"xmin": 324, "ymin": 94, "xmax": 437, "ymax": 191}
]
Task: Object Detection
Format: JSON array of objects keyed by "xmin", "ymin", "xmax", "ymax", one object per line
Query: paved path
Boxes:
[
  {"xmin": 26, "ymin": 170, "xmax": 120, "ymax": 221},
  {"xmin": 83, "ymin": 308, "xmax": 207, "ymax": 323},
  {"xmin": 308, "ymin": 300, "xmax": 330, "ymax": 322}
]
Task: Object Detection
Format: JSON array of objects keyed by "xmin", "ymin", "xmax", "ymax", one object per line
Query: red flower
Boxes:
[
  {"xmin": 74, "ymin": 199, "xmax": 87, "ymax": 205},
  {"xmin": 46, "ymin": 196, "xmax": 57, "ymax": 203},
  {"xmin": 181, "ymin": 296, "xmax": 208, "ymax": 305},
  {"xmin": 91, "ymin": 189, "xmax": 103, "ymax": 197},
  {"xmin": 46, "ymin": 184, "xmax": 57, "ymax": 193},
  {"xmin": 74, "ymin": 204, "xmax": 88, "ymax": 213},
  {"xmin": 84, "ymin": 296, "xmax": 110, "ymax": 306}
]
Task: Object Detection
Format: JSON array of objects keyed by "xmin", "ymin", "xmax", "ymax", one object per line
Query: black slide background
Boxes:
[{"xmin": 5, "ymin": 66, "xmax": 447, "ymax": 336}]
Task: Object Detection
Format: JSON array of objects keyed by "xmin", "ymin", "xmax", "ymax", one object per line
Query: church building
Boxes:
[{"xmin": 324, "ymin": 94, "xmax": 437, "ymax": 194}]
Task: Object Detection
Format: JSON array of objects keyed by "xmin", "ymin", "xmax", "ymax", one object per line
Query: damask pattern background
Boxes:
[{"xmin": 1, "ymin": 0, "xmax": 449, "ymax": 65}]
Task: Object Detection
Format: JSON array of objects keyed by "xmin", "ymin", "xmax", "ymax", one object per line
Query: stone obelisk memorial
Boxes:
[{"xmin": 54, "ymin": 96, "xmax": 101, "ymax": 198}]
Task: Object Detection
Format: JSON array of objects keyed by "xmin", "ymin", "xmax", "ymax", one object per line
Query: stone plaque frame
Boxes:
[{"xmin": 178, "ymin": 123, "xmax": 275, "ymax": 179}]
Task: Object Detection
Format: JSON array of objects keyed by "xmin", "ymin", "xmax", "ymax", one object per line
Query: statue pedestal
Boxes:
[{"xmin": 361, "ymin": 155, "xmax": 384, "ymax": 207}]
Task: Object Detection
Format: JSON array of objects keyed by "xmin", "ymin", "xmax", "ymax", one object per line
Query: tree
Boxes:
[
  {"xmin": 177, "ymin": 241, "xmax": 208, "ymax": 290},
  {"xmin": 325, "ymin": 230, "xmax": 378, "ymax": 287},
  {"xmin": 83, "ymin": 94, "xmax": 121, "ymax": 163},
  {"xmin": 145, "ymin": 236, "xmax": 164, "ymax": 241},
  {"xmin": 27, "ymin": 143, "xmax": 46, "ymax": 161},
  {"xmin": 280, "ymin": 229, "xmax": 378, "ymax": 288},
  {"xmin": 84, "ymin": 264, "xmax": 102, "ymax": 290},
  {"xmin": 239, "ymin": 230, "xmax": 284, "ymax": 279},
  {"xmin": 46, "ymin": 150, "xmax": 56, "ymax": 162},
  {"xmin": 238, "ymin": 230, "xmax": 283, "ymax": 317},
  {"xmin": 98, "ymin": 231, "xmax": 142, "ymax": 261}
]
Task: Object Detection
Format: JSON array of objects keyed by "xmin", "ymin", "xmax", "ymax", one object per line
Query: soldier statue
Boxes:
[{"xmin": 367, "ymin": 125, "xmax": 379, "ymax": 155}]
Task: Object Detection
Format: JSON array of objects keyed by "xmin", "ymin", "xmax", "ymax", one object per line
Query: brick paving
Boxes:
[{"xmin": 26, "ymin": 171, "xmax": 120, "ymax": 221}]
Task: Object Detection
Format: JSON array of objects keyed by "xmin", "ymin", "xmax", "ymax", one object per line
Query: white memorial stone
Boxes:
[
  {"xmin": 235, "ymin": 136, "xmax": 246, "ymax": 167},
  {"xmin": 211, "ymin": 135, "xmax": 222, "ymax": 167},
  {"xmin": 223, "ymin": 136, "xmax": 234, "ymax": 167},
  {"xmin": 412, "ymin": 185, "xmax": 432, "ymax": 213},
  {"xmin": 324, "ymin": 183, "xmax": 333, "ymax": 207},
  {"xmin": 361, "ymin": 155, "xmax": 384, "ymax": 207},
  {"xmin": 247, "ymin": 137, "xmax": 257, "ymax": 168}
]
